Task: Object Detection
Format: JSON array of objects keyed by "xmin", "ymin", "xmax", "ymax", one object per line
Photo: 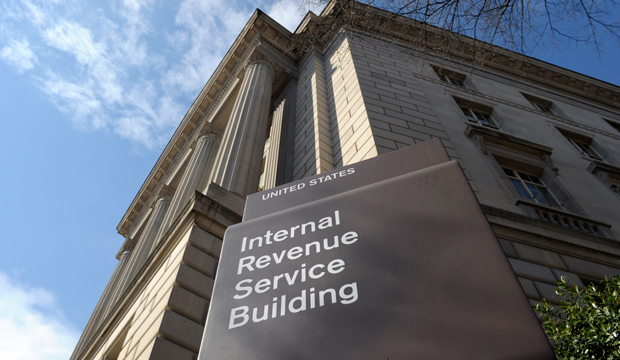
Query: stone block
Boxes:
[
  {"xmin": 372, "ymin": 128, "xmax": 415, "ymax": 145},
  {"xmin": 367, "ymin": 110, "xmax": 408, "ymax": 128},
  {"xmin": 167, "ymin": 285, "xmax": 209, "ymax": 325},
  {"xmin": 389, "ymin": 124, "xmax": 432, "ymax": 141},
  {"xmin": 188, "ymin": 227, "xmax": 222, "ymax": 259},
  {"xmin": 148, "ymin": 337, "xmax": 196, "ymax": 360},
  {"xmin": 533, "ymin": 281, "xmax": 562, "ymax": 305},
  {"xmin": 497, "ymin": 238, "xmax": 518, "ymax": 258},
  {"xmin": 517, "ymin": 277, "xmax": 540, "ymax": 300},
  {"xmin": 182, "ymin": 245, "xmax": 218, "ymax": 278},
  {"xmin": 159, "ymin": 309, "xmax": 204, "ymax": 353},
  {"xmin": 373, "ymin": 135, "xmax": 397, "ymax": 150},
  {"xmin": 551, "ymin": 269, "xmax": 585, "ymax": 289},
  {"xmin": 368, "ymin": 119, "xmax": 390, "ymax": 131},
  {"xmin": 560, "ymin": 255, "xmax": 620, "ymax": 280},
  {"xmin": 508, "ymin": 258, "xmax": 556, "ymax": 284},
  {"xmin": 512, "ymin": 243, "xmax": 567, "ymax": 270},
  {"xmin": 175, "ymin": 264, "xmax": 214, "ymax": 300}
]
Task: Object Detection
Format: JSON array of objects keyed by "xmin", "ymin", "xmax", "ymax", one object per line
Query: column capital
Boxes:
[
  {"xmin": 116, "ymin": 238, "xmax": 136, "ymax": 259},
  {"xmin": 246, "ymin": 53, "xmax": 276, "ymax": 76},
  {"xmin": 156, "ymin": 185, "xmax": 174, "ymax": 202},
  {"xmin": 197, "ymin": 130, "xmax": 218, "ymax": 141}
]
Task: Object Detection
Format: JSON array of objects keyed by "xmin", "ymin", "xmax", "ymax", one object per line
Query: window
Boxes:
[
  {"xmin": 605, "ymin": 119, "xmax": 620, "ymax": 134},
  {"xmin": 588, "ymin": 162, "xmax": 620, "ymax": 197},
  {"xmin": 432, "ymin": 66, "xmax": 467, "ymax": 87},
  {"xmin": 453, "ymin": 97, "xmax": 499, "ymax": 129},
  {"xmin": 521, "ymin": 93, "xmax": 555, "ymax": 115},
  {"xmin": 556, "ymin": 127, "xmax": 604, "ymax": 161},
  {"xmin": 567, "ymin": 138, "xmax": 603, "ymax": 160},
  {"xmin": 459, "ymin": 105, "xmax": 499, "ymax": 128},
  {"xmin": 501, "ymin": 167, "xmax": 561, "ymax": 207},
  {"xmin": 610, "ymin": 179, "xmax": 620, "ymax": 195}
]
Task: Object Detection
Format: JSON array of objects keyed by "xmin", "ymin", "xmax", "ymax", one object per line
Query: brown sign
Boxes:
[
  {"xmin": 242, "ymin": 138, "xmax": 450, "ymax": 221},
  {"xmin": 198, "ymin": 141, "xmax": 554, "ymax": 359}
]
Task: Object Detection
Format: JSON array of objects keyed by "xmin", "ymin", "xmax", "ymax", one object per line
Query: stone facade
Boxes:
[{"xmin": 70, "ymin": 2, "xmax": 620, "ymax": 360}]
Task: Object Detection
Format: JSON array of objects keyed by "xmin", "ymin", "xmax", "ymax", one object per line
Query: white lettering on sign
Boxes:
[
  {"xmin": 228, "ymin": 282, "xmax": 359, "ymax": 329},
  {"xmin": 227, "ymin": 209, "xmax": 361, "ymax": 330},
  {"xmin": 261, "ymin": 168, "xmax": 355, "ymax": 201}
]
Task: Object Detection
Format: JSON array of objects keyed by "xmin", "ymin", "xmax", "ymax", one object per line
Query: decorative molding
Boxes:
[
  {"xmin": 588, "ymin": 160, "xmax": 620, "ymax": 195},
  {"xmin": 465, "ymin": 124, "xmax": 553, "ymax": 158},
  {"xmin": 481, "ymin": 204, "xmax": 617, "ymax": 246},
  {"xmin": 588, "ymin": 160, "xmax": 620, "ymax": 179},
  {"xmin": 515, "ymin": 200, "xmax": 613, "ymax": 237},
  {"xmin": 248, "ymin": 52, "xmax": 276, "ymax": 70}
]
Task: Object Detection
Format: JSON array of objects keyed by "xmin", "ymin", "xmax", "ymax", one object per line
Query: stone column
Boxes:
[
  {"xmin": 115, "ymin": 195, "xmax": 171, "ymax": 299},
  {"xmin": 100, "ymin": 242, "xmax": 135, "ymax": 322},
  {"xmin": 213, "ymin": 58, "xmax": 275, "ymax": 196},
  {"xmin": 155, "ymin": 133, "xmax": 218, "ymax": 243},
  {"xmin": 70, "ymin": 241, "xmax": 133, "ymax": 360},
  {"xmin": 264, "ymin": 80, "xmax": 297, "ymax": 189}
]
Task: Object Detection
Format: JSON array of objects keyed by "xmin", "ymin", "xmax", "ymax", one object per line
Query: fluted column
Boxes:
[
  {"xmin": 212, "ymin": 58, "xmax": 275, "ymax": 196},
  {"xmin": 264, "ymin": 81, "xmax": 297, "ymax": 189},
  {"xmin": 155, "ymin": 133, "xmax": 218, "ymax": 243},
  {"xmin": 100, "ymin": 242, "xmax": 135, "ymax": 322},
  {"xmin": 115, "ymin": 195, "xmax": 171, "ymax": 299},
  {"xmin": 70, "ymin": 241, "xmax": 133, "ymax": 360}
]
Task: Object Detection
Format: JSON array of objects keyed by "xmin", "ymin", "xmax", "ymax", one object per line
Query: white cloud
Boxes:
[
  {"xmin": 43, "ymin": 21, "xmax": 103, "ymax": 64},
  {"xmin": 0, "ymin": 271, "xmax": 79, "ymax": 360},
  {"xmin": 0, "ymin": 39, "xmax": 37, "ymax": 73},
  {"xmin": 1, "ymin": 0, "xmax": 306, "ymax": 151},
  {"xmin": 37, "ymin": 71, "xmax": 105, "ymax": 130},
  {"xmin": 164, "ymin": 0, "xmax": 253, "ymax": 94},
  {"xmin": 266, "ymin": 0, "xmax": 305, "ymax": 32},
  {"xmin": 115, "ymin": 116, "xmax": 154, "ymax": 148}
]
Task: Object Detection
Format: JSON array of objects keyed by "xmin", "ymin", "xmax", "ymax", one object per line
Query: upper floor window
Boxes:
[
  {"xmin": 432, "ymin": 66, "xmax": 467, "ymax": 88},
  {"xmin": 605, "ymin": 119, "xmax": 620, "ymax": 134},
  {"xmin": 460, "ymin": 106, "xmax": 498, "ymax": 128},
  {"xmin": 567, "ymin": 138, "xmax": 603, "ymax": 160},
  {"xmin": 521, "ymin": 93, "xmax": 556, "ymax": 115},
  {"xmin": 501, "ymin": 167, "xmax": 561, "ymax": 207},
  {"xmin": 610, "ymin": 179, "xmax": 620, "ymax": 195},
  {"xmin": 556, "ymin": 127, "xmax": 604, "ymax": 161},
  {"xmin": 454, "ymin": 97, "xmax": 498, "ymax": 129}
]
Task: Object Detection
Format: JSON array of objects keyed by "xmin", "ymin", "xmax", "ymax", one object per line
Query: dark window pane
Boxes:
[
  {"xmin": 511, "ymin": 179, "xmax": 532, "ymax": 199},
  {"xmin": 539, "ymin": 187, "xmax": 560, "ymax": 207},
  {"xmin": 529, "ymin": 176, "xmax": 543, "ymax": 185},
  {"xmin": 517, "ymin": 172, "xmax": 531, "ymax": 181},
  {"xmin": 502, "ymin": 168, "xmax": 515, "ymax": 177},
  {"xmin": 526, "ymin": 183, "xmax": 548, "ymax": 204}
]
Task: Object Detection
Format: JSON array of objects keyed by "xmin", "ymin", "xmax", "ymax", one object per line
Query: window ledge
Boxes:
[
  {"xmin": 515, "ymin": 199, "xmax": 612, "ymax": 237},
  {"xmin": 588, "ymin": 160, "xmax": 620, "ymax": 177},
  {"xmin": 582, "ymin": 155, "xmax": 604, "ymax": 162},
  {"xmin": 465, "ymin": 124, "xmax": 553, "ymax": 158}
]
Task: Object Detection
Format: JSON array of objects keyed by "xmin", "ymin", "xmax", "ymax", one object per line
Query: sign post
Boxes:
[{"xmin": 198, "ymin": 139, "xmax": 555, "ymax": 359}]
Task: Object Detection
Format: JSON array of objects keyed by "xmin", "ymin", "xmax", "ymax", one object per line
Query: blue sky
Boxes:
[{"xmin": 0, "ymin": 0, "xmax": 618, "ymax": 359}]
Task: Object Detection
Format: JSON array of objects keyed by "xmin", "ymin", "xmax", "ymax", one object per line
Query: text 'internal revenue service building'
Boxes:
[{"xmin": 198, "ymin": 139, "xmax": 555, "ymax": 360}]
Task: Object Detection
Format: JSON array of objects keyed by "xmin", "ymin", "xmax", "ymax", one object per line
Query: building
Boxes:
[{"xmin": 70, "ymin": 1, "xmax": 620, "ymax": 359}]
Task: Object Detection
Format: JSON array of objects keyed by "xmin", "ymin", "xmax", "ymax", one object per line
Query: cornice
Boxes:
[{"xmin": 303, "ymin": 1, "xmax": 620, "ymax": 111}]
